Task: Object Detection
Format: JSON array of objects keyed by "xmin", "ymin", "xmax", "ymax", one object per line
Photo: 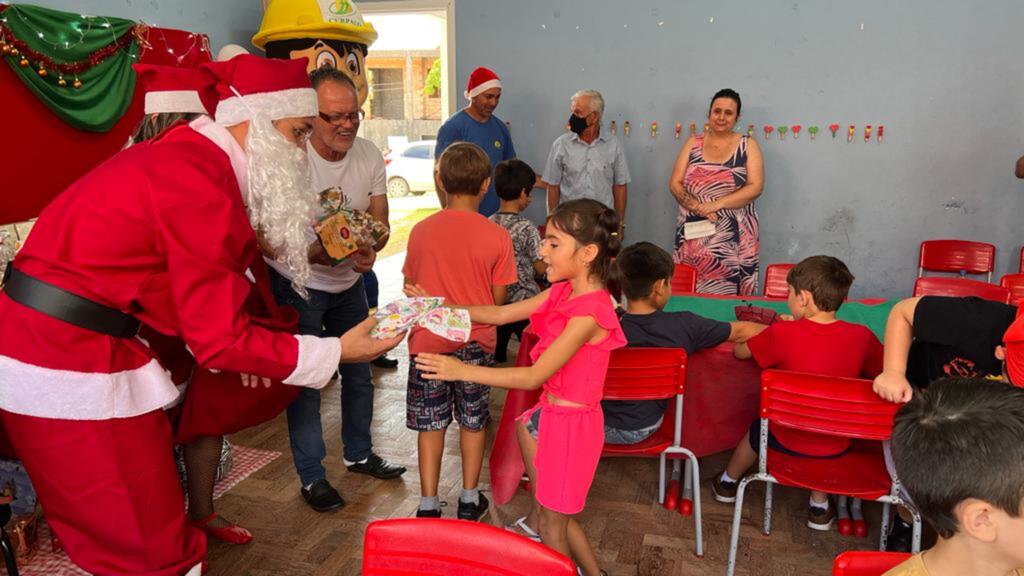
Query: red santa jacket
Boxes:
[{"xmin": 0, "ymin": 117, "xmax": 339, "ymax": 420}]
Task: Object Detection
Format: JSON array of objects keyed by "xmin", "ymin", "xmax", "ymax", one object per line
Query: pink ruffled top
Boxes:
[{"xmin": 528, "ymin": 282, "xmax": 627, "ymax": 406}]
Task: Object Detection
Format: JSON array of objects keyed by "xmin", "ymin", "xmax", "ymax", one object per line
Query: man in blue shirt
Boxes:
[{"xmin": 434, "ymin": 66, "xmax": 516, "ymax": 216}]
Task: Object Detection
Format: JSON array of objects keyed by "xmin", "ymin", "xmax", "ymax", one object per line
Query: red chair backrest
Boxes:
[
  {"xmin": 603, "ymin": 348, "xmax": 687, "ymax": 400},
  {"xmin": 833, "ymin": 551, "xmax": 912, "ymax": 576},
  {"xmin": 670, "ymin": 263, "xmax": 697, "ymax": 294},
  {"xmin": 1001, "ymin": 273, "xmax": 1024, "ymax": 306},
  {"xmin": 763, "ymin": 263, "xmax": 794, "ymax": 299},
  {"xmin": 918, "ymin": 239, "xmax": 995, "ymax": 276},
  {"xmin": 761, "ymin": 370, "xmax": 901, "ymax": 441},
  {"xmin": 913, "ymin": 277, "xmax": 1011, "ymax": 303},
  {"xmin": 363, "ymin": 518, "xmax": 576, "ymax": 575}
]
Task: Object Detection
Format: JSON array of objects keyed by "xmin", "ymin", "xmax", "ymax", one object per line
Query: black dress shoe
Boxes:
[
  {"xmin": 301, "ymin": 478, "xmax": 345, "ymax": 512},
  {"xmin": 371, "ymin": 354, "xmax": 399, "ymax": 369},
  {"xmin": 347, "ymin": 453, "xmax": 407, "ymax": 479},
  {"xmin": 885, "ymin": 517, "xmax": 914, "ymax": 552}
]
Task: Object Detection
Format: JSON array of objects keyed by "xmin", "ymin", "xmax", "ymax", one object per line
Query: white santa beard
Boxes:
[{"xmin": 245, "ymin": 115, "xmax": 315, "ymax": 298}]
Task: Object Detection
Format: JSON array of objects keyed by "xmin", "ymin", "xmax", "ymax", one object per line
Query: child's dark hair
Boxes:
[
  {"xmin": 615, "ymin": 242, "xmax": 674, "ymax": 301},
  {"xmin": 891, "ymin": 377, "xmax": 1024, "ymax": 539},
  {"xmin": 437, "ymin": 142, "xmax": 492, "ymax": 196},
  {"xmin": 786, "ymin": 255, "xmax": 853, "ymax": 312},
  {"xmin": 708, "ymin": 88, "xmax": 742, "ymax": 117},
  {"xmin": 546, "ymin": 199, "xmax": 621, "ymax": 283},
  {"xmin": 494, "ymin": 159, "xmax": 536, "ymax": 201}
]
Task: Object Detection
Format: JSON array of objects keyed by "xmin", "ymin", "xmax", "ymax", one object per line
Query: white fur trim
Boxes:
[
  {"xmin": 282, "ymin": 335, "xmax": 340, "ymax": 389},
  {"xmin": 0, "ymin": 356, "xmax": 180, "ymax": 420},
  {"xmin": 465, "ymin": 79, "xmax": 501, "ymax": 100},
  {"xmin": 144, "ymin": 90, "xmax": 206, "ymax": 115},
  {"xmin": 191, "ymin": 116, "xmax": 249, "ymax": 199},
  {"xmin": 215, "ymin": 88, "xmax": 318, "ymax": 126}
]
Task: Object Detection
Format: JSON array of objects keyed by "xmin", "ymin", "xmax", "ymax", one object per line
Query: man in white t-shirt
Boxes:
[{"xmin": 267, "ymin": 68, "xmax": 406, "ymax": 513}]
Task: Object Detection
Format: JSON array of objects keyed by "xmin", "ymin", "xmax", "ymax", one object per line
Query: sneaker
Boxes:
[
  {"xmin": 301, "ymin": 478, "xmax": 345, "ymax": 512},
  {"xmin": 808, "ymin": 503, "xmax": 836, "ymax": 531},
  {"xmin": 346, "ymin": 453, "xmax": 407, "ymax": 480},
  {"xmin": 711, "ymin": 475, "xmax": 738, "ymax": 503},
  {"xmin": 457, "ymin": 493, "xmax": 489, "ymax": 521},
  {"xmin": 416, "ymin": 507, "xmax": 443, "ymax": 518},
  {"xmin": 371, "ymin": 354, "xmax": 399, "ymax": 369},
  {"xmin": 885, "ymin": 518, "xmax": 914, "ymax": 552}
]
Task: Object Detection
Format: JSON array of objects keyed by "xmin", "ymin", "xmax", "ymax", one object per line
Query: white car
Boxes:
[{"xmin": 385, "ymin": 140, "xmax": 436, "ymax": 197}]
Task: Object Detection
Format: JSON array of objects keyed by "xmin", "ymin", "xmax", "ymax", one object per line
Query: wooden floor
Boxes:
[{"xmin": 213, "ymin": 339, "xmax": 885, "ymax": 575}]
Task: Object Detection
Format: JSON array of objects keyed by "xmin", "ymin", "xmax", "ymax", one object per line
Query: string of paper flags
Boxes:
[{"xmin": 604, "ymin": 121, "xmax": 886, "ymax": 143}]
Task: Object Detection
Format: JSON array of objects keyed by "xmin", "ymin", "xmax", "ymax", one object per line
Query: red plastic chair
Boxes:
[
  {"xmin": 833, "ymin": 551, "xmax": 912, "ymax": 575},
  {"xmin": 763, "ymin": 263, "xmax": 794, "ymax": 299},
  {"xmin": 912, "ymin": 276, "xmax": 1010, "ymax": 303},
  {"xmin": 918, "ymin": 239, "xmax": 995, "ymax": 282},
  {"xmin": 599, "ymin": 348, "xmax": 702, "ymax": 557},
  {"xmin": 670, "ymin": 263, "xmax": 697, "ymax": 294},
  {"xmin": 725, "ymin": 370, "xmax": 922, "ymax": 576},
  {"xmin": 1001, "ymin": 274, "xmax": 1024, "ymax": 306},
  {"xmin": 362, "ymin": 518, "xmax": 576, "ymax": 575}
]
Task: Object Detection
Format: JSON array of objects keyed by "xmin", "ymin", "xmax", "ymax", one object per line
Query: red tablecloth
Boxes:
[{"xmin": 489, "ymin": 331, "xmax": 762, "ymax": 505}]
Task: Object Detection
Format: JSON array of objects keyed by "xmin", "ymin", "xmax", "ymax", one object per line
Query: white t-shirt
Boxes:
[{"xmin": 266, "ymin": 136, "xmax": 387, "ymax": 293}]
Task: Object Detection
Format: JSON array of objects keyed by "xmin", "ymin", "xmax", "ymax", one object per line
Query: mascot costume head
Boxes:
[{"xmin": 253, "ymin": 0, "xmax": 378, "ymax": 105}]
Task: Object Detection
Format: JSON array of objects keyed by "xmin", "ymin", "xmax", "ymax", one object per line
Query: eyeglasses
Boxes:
[{"xmin": 318, "ymin": 110, "xmax": 365, "ymax": 126}]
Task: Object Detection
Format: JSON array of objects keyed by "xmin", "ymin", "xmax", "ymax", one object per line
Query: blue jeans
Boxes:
[
  {"xmin": 269, "ymin": 269, "xmax": 374, "ymax": 486},
  {"xmin": 363, "ymin": 270, "xmax": 379, "ymax": 309}
]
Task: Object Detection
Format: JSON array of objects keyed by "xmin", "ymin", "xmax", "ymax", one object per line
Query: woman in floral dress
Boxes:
[{"xmin": 669, "ymin": 89, "xmax": 764, "ymax": 295}]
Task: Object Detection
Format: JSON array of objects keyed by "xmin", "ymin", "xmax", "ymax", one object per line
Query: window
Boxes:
[{"xmin": 369, "ymin": 68, "xmax": 405, "ymax": 120}]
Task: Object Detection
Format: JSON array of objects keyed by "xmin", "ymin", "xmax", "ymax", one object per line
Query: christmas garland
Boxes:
[{"xmin": 0, "ymin": 3, "xmax": 140, "ymax": 131}]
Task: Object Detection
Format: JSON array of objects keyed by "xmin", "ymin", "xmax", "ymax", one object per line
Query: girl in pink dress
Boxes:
[{"xmin": 413, "ymin": 199, "xmax": 625, "ymax": 576}]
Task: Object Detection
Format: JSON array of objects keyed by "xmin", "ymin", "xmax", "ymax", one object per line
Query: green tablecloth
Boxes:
[{"xmin": 664, "ymin": 296, "xmax": 895, "ymax": 341}]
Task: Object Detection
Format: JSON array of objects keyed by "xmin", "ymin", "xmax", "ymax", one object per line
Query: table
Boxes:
[{"xmin": 487, "ymin": 294, "xmax": 895, "ymax": 505}]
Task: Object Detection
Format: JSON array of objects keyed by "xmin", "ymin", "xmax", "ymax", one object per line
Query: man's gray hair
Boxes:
[{"xmin": 572, "ymin": 89, "xmax": 604, "ymax": 118}]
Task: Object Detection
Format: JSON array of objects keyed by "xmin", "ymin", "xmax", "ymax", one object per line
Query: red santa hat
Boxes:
[
  {"xmin": 464, "ymin": 66, "xmax": 502, "ymax": 100},
  {"xmin": 133, "ymin": 64, "xmax": 214, "ymax": 115},
  {"xmin": 1003, "ymin": 308, "xmax": 1024, "ymax": 386},
  {"xmin": 200, "ymin": 54, "xmax": 317, "ymax": 126}
]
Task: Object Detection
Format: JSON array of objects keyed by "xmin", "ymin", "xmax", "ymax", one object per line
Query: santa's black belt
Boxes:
[{"xmin": 3, "ymin": 267, "xmax": 141, "ymax": 338}]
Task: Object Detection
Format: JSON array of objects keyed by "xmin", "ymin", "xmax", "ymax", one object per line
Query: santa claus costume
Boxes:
[{"xmin": 0, "ymin": 55, "xmax": 337, "ymax": 576}]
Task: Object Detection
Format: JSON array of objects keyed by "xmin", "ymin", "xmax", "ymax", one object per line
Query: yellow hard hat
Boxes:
[{"xmin": 253, "ymin": 0, "xmax": 378, "ymax": 50}]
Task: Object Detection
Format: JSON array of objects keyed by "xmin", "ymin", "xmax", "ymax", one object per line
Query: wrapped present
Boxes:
[
  {"xmin": 371, "ymin": 297, "xmax": 471, "ymax": 343},
  {"xmin": 5, "ymin": 507, "xmax": 41, "ymax": 559},
  {"xmin": 314, "ymin": 187, "xmax": 390, "ymax": 265}
]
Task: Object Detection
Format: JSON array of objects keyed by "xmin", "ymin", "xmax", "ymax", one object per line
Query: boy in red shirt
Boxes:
[
  {"xmin": 711, "ymin": 255, "xmax": 883, "ymax": 531},
  {"xmin": 403, "ymin": 142, "xmax": 517, "ymax": 520}
]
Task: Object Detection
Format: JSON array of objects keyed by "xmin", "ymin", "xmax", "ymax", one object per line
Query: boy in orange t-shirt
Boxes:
[{"xmin": 402, "ymin": 142, "xmax": 517, "ymax": 520}]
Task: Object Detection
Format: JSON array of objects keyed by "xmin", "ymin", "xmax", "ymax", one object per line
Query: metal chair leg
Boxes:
[
  {"xmin": 762, "ymin": 482, "xmax": 774, "ymax": 535},
  {"xmin": 689, "ymin": 453, "xmax": 703, "ymax": 558},
  {"xmin": 1, "ymin": 529, "xmax": 19, "ymax": 576},
  {"xmin": 726, "ymin": 476, "xmax": 756, "ymax": 576},
  {"xmin": 658, "ymin": 453, "xmax": 666, "ymax": 504},
  {"xmin": 879, "ymin": 502, "xmax": 891, "ymax": 551},
  {"xmin": 910, "ymin": 510, "xmax": 922, "ymax": 554}
]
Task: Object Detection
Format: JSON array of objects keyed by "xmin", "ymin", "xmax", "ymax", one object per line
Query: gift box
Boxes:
[
  {"xmin": 314, "ymin": 187, "xmax": 390, "ymax": 265},
  {"xmin": 5, "ymin": 507, "xmax": 41, "ymax": 559}
]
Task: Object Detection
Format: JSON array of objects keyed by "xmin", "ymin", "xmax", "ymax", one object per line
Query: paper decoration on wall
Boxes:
[
  {"xmin": 847, "ymin": 125, "xmax": 855, "ymax": 143},
  {"xmin": 777, "ymin": 125, "xmax": 788, "ymax": 140},
  {"xmin": 829, "ymin": 124, "xmax": 840, "ymax": 138},
  {"xmin": 764, "ymin": 125, "xmax": 774, "ymax": 139},
  {"xmin": 674, "ymin": 122, "xmax": 682, "ymax": 140},
  {"xmin": 747, "ymin": 124, "xmax": 755, "ymax": 138},
  {"xmin": 808, "ymin": 125, "xmax": 819, "ymax": 139},
  {"xmin": 623, "ymin": 121, "xmax": 631, "ymax": 136},
  {"xmin": 609, "ymin": 120, "xmax": 616, "ymax": 135},
  {"xmin": 877, "ymin": 125, "xmax": 884, "ymax": 143},
  {"xmin": 864, "ymin": 125, "xmax": 872, "ymax": 142},
  {"xmin": 689, "ymin": 122, "xmax": 696, "ymax": 137},
  {"xmin": 791, "ymin": 125, "xmax": 801, "ymax": 139},
  {"xmin": 650, "ymin": 122, "xmax": 658, "ymax": 138}
]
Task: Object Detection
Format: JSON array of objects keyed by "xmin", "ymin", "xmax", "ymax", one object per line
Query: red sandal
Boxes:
[{"xmin": 189, "ymin": 512, "xmax": 253, "ymax": 545}]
